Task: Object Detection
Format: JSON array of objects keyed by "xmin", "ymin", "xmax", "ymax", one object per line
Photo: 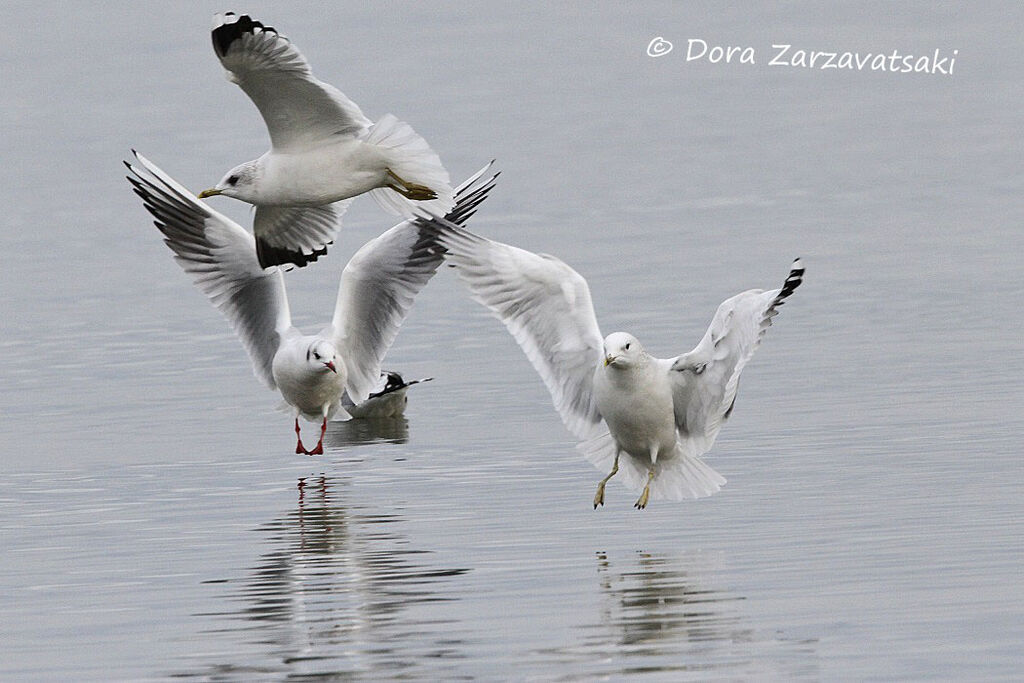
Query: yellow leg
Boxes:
[
  {"xmin": 386, "ymin": 169, "xmax": 438, "ymax": 201},
  {"xmin": 634, "ymin": 469, "xmax": 656, "ymax": 510},
  {"xmin": 593, "ymin": 451, "xmax": 620, "ymax": 509}
]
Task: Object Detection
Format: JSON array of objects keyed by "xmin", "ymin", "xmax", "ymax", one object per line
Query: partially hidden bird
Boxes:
[{"xmin": 342, "ymin": 371, "xmax": 433, "ymax": 419}]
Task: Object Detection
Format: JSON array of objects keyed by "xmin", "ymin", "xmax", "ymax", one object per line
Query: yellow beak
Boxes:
[
  {"xmin": 197, "ymin": 188, "xmax": 222, "ymax": 199},
  {"xmin": 604, "ymin": 355, "xmax": 615, "ymax": 367}
]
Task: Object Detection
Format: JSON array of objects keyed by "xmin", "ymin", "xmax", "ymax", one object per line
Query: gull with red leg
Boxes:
[{"xmin": 127, "ymin": 151, "xmax": 496, "ymax": 454}]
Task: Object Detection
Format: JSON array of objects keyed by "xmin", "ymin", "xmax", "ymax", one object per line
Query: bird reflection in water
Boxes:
[
  {"xmin": 187, "ymin": 474, "xmax": 469, "ymax": 678},
  {"xmin": 584, "ymin": 552, "xmax": 818, "ymax": 678},
  {"xmin": 593, "ymin": 551, "xmax": 748, "ymax": 648},
  {"xmin": 565, "ymin": 551, "xmax": 750, "ymax": 676},
  {"xmin": 325, "ymin": 416, "xmax": 409, "ymax": 448}
]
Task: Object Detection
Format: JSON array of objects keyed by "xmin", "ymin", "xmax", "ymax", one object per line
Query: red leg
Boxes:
[
  {"xmin": 294, "ymin": 418, "xmax": 308, "ymax": 455},
  {"xmin": 307, "ymin": 417, "xmax": 327, "ymax": 456}
]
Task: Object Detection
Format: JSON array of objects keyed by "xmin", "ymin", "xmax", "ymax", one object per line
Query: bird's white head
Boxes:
[
  {"xmin": 603, "ymin": 332, "xmax": 644, "ymax": 368},
  {"xmin": 306, "ymin": 340, "xmax": 338, "ymax": 374},
  {"xmin": 198, "ymin": 161, "xmax": 261, "ymax": 201}
]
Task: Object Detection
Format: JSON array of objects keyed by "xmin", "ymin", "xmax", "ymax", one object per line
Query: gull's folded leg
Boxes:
[
  {"xmin": 634, "ymin": 469, "xmax": 656, "ymax": 510},
  {"xmin": 593, "ymin": 450, "xmax": 621, "ymax": 509},
  {"xmin": 386, "ymin": 169, "xmax": 438, "ymax": 201},
  {"xmin": 306, "ymin": 417, "xmax": 328, "ymax": 456}
]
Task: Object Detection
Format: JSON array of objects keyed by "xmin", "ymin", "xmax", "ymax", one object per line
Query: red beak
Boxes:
[{"xmin": 325, "ymin": 361, "xmax": 337, "ymax": 373}]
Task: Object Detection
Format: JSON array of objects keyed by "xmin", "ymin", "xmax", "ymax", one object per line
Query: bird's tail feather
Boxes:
[
  {"xmin": 651, "ymin": 444, "xmax": 727, "ymax": 501},
  {"xmin": 365, "ymin": 114, "xmax": 454, "ymax": 218},
  {"xmin": 577, "ymin": 433, "xmax": 726, "ymax": 502}
]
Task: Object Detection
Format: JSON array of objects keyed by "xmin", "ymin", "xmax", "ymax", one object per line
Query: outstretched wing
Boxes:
[
  {"xmin": 429, "ymin": 224, "xmax": 606, "ymax": 441},
  {"xmin": 211, "ymin": 12, "xmax": 372, "ymax": 151},
  {"xmin": 329, "ymin": 164, "xmax": 498, "ymax": 403},
  {"xmin": 125, "ymin": 151, "xmax": 292, "ymax": 389},
  {"xmin": 670, "ymin": 259, "xmax": 804, "ymax": 452}
]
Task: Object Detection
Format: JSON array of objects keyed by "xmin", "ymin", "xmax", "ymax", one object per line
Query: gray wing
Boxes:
[
  {"xmin": 125, "ymin": 151, "xmax": 292, "ymax": 389},
  {"xmin": 428, "ymin": 224, "xmax": 606, "ymax": 441},
  {"xmin": 670, "ymin": 259, "xmax": 804, "ymax": 452},
  {"xmin": 253, "ymin": 201, "xmax": 351, "ymax": 270},
  {"xmin": 212, "ymin": 13, "xmax": 372, "ymax": 151},
  {"xmin": 329, "ymin": 164, "xmax": 498, "ymax": 403}
]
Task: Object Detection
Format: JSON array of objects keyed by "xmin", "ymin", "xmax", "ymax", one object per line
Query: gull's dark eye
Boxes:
[
  {"xmin": 625, "ymin": 343, "xmax": 631, "ymax": 350},
  {"xmin": 313, "ymin": 352, "xmax": 320, "ymax": 360},
  {"xmin": 227, "ymin": 174, "xmax": 240, "ymax": 186}
]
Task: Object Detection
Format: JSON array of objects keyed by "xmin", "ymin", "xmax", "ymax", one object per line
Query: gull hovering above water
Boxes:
[
  {"xmin": 127, "ymin": 151, "xmax": 494, "ymax": 455},
  {"xmin": 428, "ymin": 222, "xmax": 803, "ymax": 508},
  {"xmin": 198, "ymin": 12, "xmax": 455, "ymax": 270}
]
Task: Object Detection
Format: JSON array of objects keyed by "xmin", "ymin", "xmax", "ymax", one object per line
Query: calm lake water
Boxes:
[{"xmin": 2, "ymin": 2, "xmax": 1022, "ymax": 680}]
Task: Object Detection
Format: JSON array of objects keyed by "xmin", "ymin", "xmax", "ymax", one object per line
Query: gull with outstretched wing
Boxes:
[
  {"xmin": 128, "ymin": 151, "xmax": 494, "ymax": 454},
  {"xmin": 429, "ymin": 221, "xmax": 803, "ymax": 508},
  {"xmin": 197, "ymin": 12, "xmax": 455, "ymax": 270}
]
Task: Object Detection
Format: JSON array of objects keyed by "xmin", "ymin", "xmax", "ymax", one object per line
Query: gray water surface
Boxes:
[{"xmin": 2, "ymin": 2, "xmax": 1022, "ymax": 680}]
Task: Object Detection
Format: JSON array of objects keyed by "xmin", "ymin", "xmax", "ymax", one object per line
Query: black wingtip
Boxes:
[
  {"xmin": 363, "ymin": 371, "xmax": 404, "ymax": 400},
  {"xmin": 255, "ymin": 237, "xmax": 329, "ymax": 270},
  {"xmin": 212, "ymin": 13, "xmax": 266, "ymax": 58},
  {"xmin": 368, "ymin": 371, "xmax": 433, "ymax": 399},
  {"xmin": 378, "ymin": 371, "xmax": 406, "ymax": 397},
  {"xmin": 773, "ymin": 258, "xmax": 804, "ymax": 307}
]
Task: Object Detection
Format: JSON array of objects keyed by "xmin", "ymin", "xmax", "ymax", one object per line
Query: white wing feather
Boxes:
[
  {"xmin": 670, "ymin": 260, "xmax": 804, "ymax": 451},
  {"xmin": 329, "ymin": 165, "xmax": 498, "ymax": 403},
  {"xmin": 431, "ymin": 226, "xmax": 606, "ymax": 441},
  {"xmin": 211, "ymin": 13, "xmax": 372, "ymax": 151},
  {"xmin": 126, "ymin": 151, "xmax": 291, "ymax": 389}
]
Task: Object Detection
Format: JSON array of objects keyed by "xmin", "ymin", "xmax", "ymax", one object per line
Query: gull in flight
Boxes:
[
  {"xmin": 428, "ymin": 222, "xmax": 803, "ymax": 508},
  {"xmin": 127, "ymin": 151, "xmax": 494, "ymax": 455},
  {"xmin": 197, "ymin": 12, "xmax": 455, "ymax": 270}
]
